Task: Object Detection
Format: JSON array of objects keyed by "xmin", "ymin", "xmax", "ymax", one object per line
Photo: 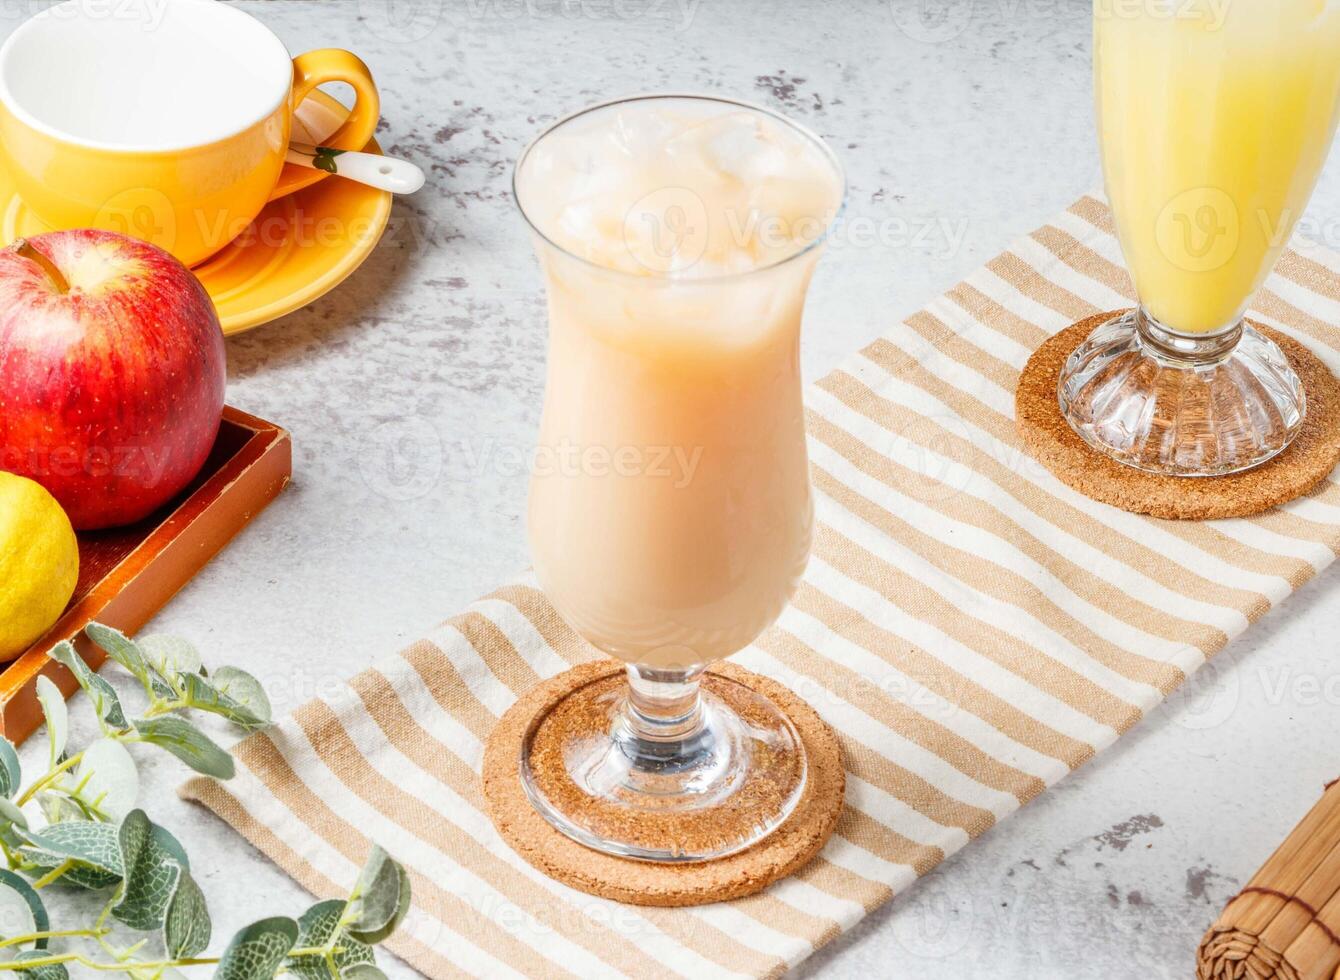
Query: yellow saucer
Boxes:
[{"xmin": 0, "ymin": 92, "xmax": 393, "ymax": 336}]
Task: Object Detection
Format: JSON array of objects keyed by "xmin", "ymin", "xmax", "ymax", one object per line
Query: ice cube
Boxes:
[
  {"xmin": 703, "ymin": 114, "xmax": 790, "ymax": 183},
  {"xmin": 558, "ymin": 200, "xmax": 596, "ymax": 241},
  {"xmin": 606, "ymin": 107, "xmax": 679, "ymax": 161}
]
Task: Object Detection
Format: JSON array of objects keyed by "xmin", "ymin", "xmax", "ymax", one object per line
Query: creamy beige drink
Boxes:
[{"xmin": 517, "ymin": 97, "xmax": 842, "ymax": 669}]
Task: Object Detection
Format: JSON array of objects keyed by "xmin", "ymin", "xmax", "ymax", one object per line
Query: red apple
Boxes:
[{"xmin": 0, "ymin": 230, "xmax": 225, "ymax": 530}]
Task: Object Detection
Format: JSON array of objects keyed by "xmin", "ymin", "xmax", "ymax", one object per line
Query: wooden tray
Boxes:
[{"xmin": 0, "ymin": 407, "xmax": 291, "ymax": 743}]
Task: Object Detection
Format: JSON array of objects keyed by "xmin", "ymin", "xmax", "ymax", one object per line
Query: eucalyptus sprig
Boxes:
[{"xmin": 0, "ymin": 624, "xmax": 410, "ymax": 979}]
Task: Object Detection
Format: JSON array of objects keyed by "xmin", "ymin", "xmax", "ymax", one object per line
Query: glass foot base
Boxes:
[
  {"xmin": 1057, "ymin": 309, "xmax": 1307, "ymax": 477},
  {"xmin": 519, "ymin": 668, "xmax": 807, "ymax": 862}
]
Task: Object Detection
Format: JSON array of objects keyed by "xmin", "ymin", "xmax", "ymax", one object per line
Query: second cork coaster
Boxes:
[
  {"xmin": 1016, "ymin": 312, "xmax": 1340, "ymax": 520},
  {"xmin": 482, "ymin": 660, "xmax": 845, "ymax": 907}
]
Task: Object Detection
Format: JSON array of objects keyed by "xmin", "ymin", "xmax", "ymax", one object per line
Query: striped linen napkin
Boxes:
[{"xmin": 181, "ymin": 196, "xmax": 1340, "ymax": 979}]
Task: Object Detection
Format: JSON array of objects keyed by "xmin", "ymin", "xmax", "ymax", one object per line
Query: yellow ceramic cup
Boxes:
[{"xmin": 0, "ymin": 0, "xmax": 380, "ymax": 267}]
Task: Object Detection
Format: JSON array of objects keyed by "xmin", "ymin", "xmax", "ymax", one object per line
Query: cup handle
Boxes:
[{"xmin": 268, "ymin": 48, "xmax": 381, "ymax": 203}]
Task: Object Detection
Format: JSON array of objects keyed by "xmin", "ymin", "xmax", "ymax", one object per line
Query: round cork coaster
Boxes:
[
  {"xmin": 1016, "ymin": 311, "xmax": 1340, "ymax": 520},
  {"xmin": 482, "ymin": 660, "xmax": 845, "ymax": 907}
]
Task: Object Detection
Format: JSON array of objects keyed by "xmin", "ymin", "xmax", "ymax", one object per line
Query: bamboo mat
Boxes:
[
  {"xmin": 1199, "ymin": 779, "xmax": 1340, "ymax": 979},
  {"xmin": 182, "ymin": 196, "xmax": 1340, "ymax": 979}
]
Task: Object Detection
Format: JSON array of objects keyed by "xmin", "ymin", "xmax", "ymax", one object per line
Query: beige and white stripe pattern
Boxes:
[{"xmin": 181, "ymin": 198, "xmax": 1340, "ymax": 979}]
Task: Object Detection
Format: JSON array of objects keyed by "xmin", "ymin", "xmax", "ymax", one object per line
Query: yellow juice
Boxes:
[{"xmin": 1095, "ymin": 0, "xmax": 1340, "ymax": 334}]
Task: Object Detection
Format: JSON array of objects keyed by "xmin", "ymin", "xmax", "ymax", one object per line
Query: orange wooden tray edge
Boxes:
[{"xmin": 0, "ymin": 406, "xmax": 292, "ymax": 744}]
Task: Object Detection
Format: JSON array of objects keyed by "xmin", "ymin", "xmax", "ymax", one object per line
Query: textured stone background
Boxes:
[{"xmin": 5, "ymin": 1, "xmax": 1339, "ymax": 976}]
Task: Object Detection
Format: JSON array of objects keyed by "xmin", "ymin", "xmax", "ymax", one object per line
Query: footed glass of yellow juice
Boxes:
[{"xmin": 1059, "ymin": 0, "xmax": 1340, "ymax": 476}]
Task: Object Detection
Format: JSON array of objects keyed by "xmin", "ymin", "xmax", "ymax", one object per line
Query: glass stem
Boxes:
[
  {"xmin": 620, "ymin": 664, "xmax": 708, "ymax": 761},
  {"xmin": 1135, "ymin": 305, "xmax": 1242, "ymax": 367}
]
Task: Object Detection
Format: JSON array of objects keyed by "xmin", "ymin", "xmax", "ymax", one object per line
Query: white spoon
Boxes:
[{"xmin": 286, "ymin": 141, "xmax": 426, "ymax": 194}]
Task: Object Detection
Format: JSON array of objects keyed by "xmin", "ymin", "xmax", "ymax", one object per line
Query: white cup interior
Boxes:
[{"xmin": 0, "ymin": 0, "xmax": 293, "ymax": 151}]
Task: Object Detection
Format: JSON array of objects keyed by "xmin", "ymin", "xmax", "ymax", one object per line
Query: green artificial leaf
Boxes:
[
  {"xmin": 149, "ymin": 822, "xmax": 191, "ymax": 874},
  {"xmin": 130, "ymin": 716, "xmax": 234, "ymax": 779},
  {"xmin": 0, "ymin": 737, "xmax": 19, "ymax": 800},
  {"xmin": 70, "ymin": 737, "xmax": 139, "ymax": 821},
  {"xmin": 84, "ymin": 624, "xmax": 152, "ymax": 691},
  {"xmin": 111, "ymin": 810, "xmax": 180, "ymax": 927},
  {"xmin": 214, "ymin": 917, "xmax": 299, "ymax": 980},
  {"xmin": 295, "ymin": 899, "xmax": 347, "ymax": 943},
  {"xmin": 34, "ymin": 676, "xmax": 67, "ymax": 771},
  {"xmin": 137, "ymin": 635, "xmax": 202, "ymax": 677},
  {"xmin": 36, "ymin": 794, "xmax": 87, "ymax": 826},
  {"xmin": 340, "ymin": 967, "xmax": 389, "ymax": 980},
  {"xmin": 0, "ymin": 868, "xmax": 48, "ymax": 949},
  {"xmin": 214, "ymin": 666, "xmax": 273, "ymax": 726},
  {"xmin": 210, "ymin": 666, "xmax": 272, "ymax": 725},
  {"xmin": 181, "ymin": 669, "xmax": 271, "ymax": 729},
  {"xmin": 112, "ymin": 811, "xmax": 210, "ymax": 956},
  {"xmin": 23, "ymin": 859, "xmax": 121, "ymax": 892},
  {"xmin": 162, "ymin": 868, "xmax": 210, "ymax": 958},
  {"xmin": 20, "ymin": 820, "xmax": 124, "ymax": 883},
  {"xmin": 287, "ymin": 899, "xmax": 375, "ymax": 979},
  {"xmin": 345, "ymin": 846, "xmax": 410, "ymax": 945},
  {"xmin": 48, "ymin": 642, "xmax": 126, "ymax": 729},
  {"xmin": 0, "ymin": 797, "xmax": 28, "ymax": 849},
  {"xmin": 350, "ymin": 870, "xmax": 409, "ymax": 946},
  {"xmin": 10, "ymin": 950, "xmax": 68, "ymax": 978},
  {"xmin": 151, "ymin": 676, "xmax": 177, "ymax": 701}
]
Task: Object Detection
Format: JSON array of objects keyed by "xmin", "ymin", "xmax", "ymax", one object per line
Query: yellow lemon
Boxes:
[{"xmin": 0, "ymin": 472, "xmax": 79, "ymax": 661}]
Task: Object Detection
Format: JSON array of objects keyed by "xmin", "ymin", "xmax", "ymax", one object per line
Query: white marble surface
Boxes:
[{"xmin": 6, "ymin": 0, "xmax": 1340, "ymax": 977}]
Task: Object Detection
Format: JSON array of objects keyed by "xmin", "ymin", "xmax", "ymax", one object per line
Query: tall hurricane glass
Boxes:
[
  {"xmin": 1058, "ymin": 1, "xmax": 1340, "ymax": 476},
  {"xmin": 513, "ymin": 95, "xmax": 843, "ymax": 861}
]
